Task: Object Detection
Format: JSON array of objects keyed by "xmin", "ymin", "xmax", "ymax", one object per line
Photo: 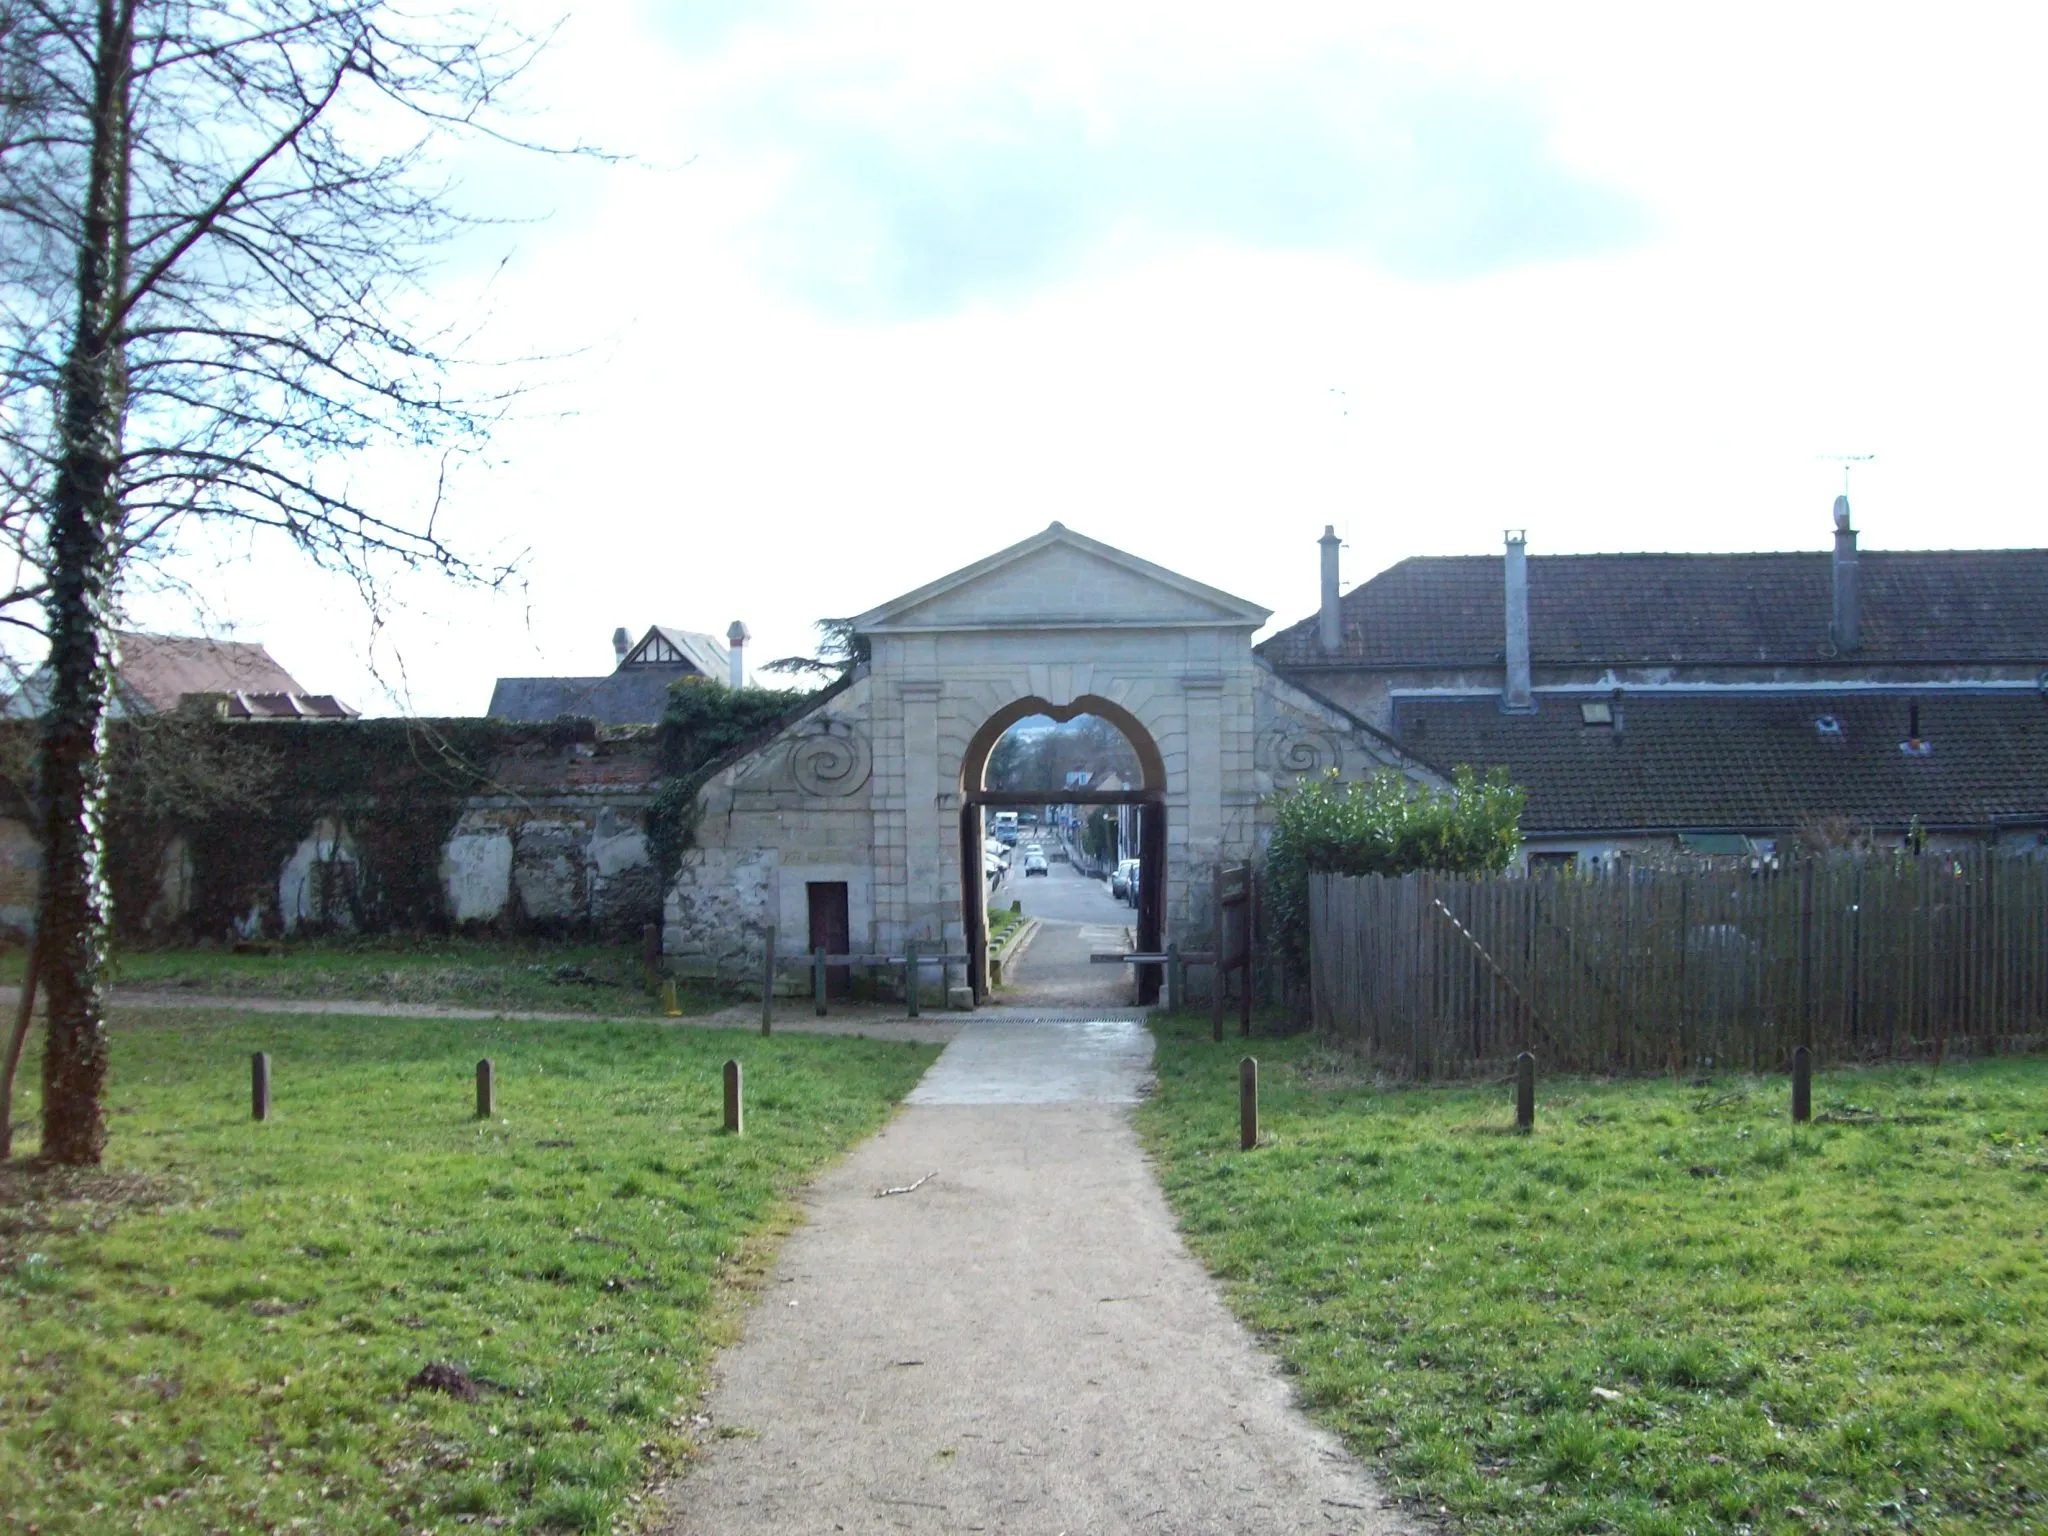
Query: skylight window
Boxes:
[
  {"xmin": 1815, "ymin": 715, "xmax": 1843, "ymax": 736},
  {"xmin": 1579, "ymin": 701, "xmax": 1613, "ymax": 726}
]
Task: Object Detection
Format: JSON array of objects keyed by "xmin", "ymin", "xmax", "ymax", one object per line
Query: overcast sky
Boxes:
[{"xmin": 139, "ymin": 2, "xmax": 2048, "ymax": 715}]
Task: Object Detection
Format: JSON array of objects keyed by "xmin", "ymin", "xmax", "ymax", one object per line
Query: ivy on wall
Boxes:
[
  {"xmin": 644, "ymin": 677, "xmax": 828, "ymax": 888},
  {"xmin": 1, "ymin": 715, "xmax": 608, "ymax": 939},
  {"xmin": 0, "ymin": 674, "xmax": 841, "ymax": 939}
]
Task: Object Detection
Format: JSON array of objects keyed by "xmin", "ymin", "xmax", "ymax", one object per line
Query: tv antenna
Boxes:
[{"xmin": 1819, "ymin": 453, "xmax": 1875, "ymax": 496}]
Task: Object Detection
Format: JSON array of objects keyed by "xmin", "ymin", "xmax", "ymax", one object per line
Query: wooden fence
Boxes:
[{"xmin": 1309, "ymin": 856, "xmax": 2048, "ymax": 1078}]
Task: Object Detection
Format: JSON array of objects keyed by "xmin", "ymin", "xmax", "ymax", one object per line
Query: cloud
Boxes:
[{"xmin": 700, "ymin": 42, "xmax": 1647, "ymax": 316}]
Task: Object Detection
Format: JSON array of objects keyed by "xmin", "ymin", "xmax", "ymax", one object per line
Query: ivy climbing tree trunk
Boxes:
[
  {"xmin": 35, "ymin": 0, "xmax": 132, "ymax": 1166},
  {"xmin": 2, "ymin": 2, "xmax": 593, "ymax": 1163}
]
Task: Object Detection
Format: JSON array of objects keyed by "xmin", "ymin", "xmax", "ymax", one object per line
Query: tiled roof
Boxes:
[
  {"xmin": 115, "ymin": 631, "xmax": 307, "ymax": 707},
  {"xmin": 487, "ymin": 670, "xmax": 692, "ymax": 726},
  {"xmin": 1, "ymin": 631, "xmax": 356, "ymax": 719},
  {"xmin": 1260, "ymin": 550, "xmax": 2048, "ymax": 669},
  {"xmin": 1391, "ymin": 689, "xmax": 2048, "ymax": 836}
]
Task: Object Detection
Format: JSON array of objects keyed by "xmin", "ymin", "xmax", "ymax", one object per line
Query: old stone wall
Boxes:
[
  {"xmin": 0, "ymin": 721, "xmax": 661, "ymax": 940},
  {"xmin": 664, "ymin": 676, "xmax": 875, "ymax": 979}
]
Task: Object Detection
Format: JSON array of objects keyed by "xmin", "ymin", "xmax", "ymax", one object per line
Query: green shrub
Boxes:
[{"xmin": 1265, "ymin": 766, "xmax": 1523, "ymax": 979}]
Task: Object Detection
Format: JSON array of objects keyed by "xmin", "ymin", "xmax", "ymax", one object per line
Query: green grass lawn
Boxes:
[
  {"xmin": 0, "ymin": 937, "xmax": 728, "ymax": 1017},
  {"xmin": 1140, "ymin": 1015, "xmax": 2048, "ymax": 1536},
  {"xmin": 1, "ymin": 1009, "xmax": 939, "ymax": 1534}
]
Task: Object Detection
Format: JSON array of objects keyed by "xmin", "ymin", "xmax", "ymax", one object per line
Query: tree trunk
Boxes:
[{"xmin": 36, "ymin": 1, "xmax": 132, "ymax": 1167}]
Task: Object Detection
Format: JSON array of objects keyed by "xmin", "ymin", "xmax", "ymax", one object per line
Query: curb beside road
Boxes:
[{"xmin": 988, "ymin": 916, "xmax": 1040, "ymax": 986}]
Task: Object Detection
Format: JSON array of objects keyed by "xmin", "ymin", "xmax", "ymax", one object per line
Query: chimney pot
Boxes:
[
  {"xmin": 1318, "ymin": 526, "xmax": 1342, "ymax": 654},
  {"xmin": 726, "ymin": 621, "xmax": 749, "ymax": 689},
  {"xmin": 612, "ymin": 626, "xmax": 631, "ymax": 666},
  {"xmin": 1831, "ymin": 497, "xmax": 1860, "ymax": 653},
  {"xmin": 1502, "ymin": 530, "xmax": 1534, "ymax": 712}
]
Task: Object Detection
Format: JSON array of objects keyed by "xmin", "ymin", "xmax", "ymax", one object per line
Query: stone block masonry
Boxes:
[{"xmin": 0, "ymin": 717, "xmax": 662, "ymax": 941}]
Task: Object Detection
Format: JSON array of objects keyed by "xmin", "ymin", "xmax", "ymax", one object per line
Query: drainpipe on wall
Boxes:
[
  {"xmin": 1318, "ymin": 525, "xmax": 1342, "ymax": 654},
  {"xmin": 1831, "ymin": 496, "xmax": 1860, "ymax": 654},
  {"xmin": 726, "ymin": 621, "xmax": 750, "ymax": 689},
  {"xmin": 1503, "ymin": 530, "xmax": 1535, "ymax": 712}
]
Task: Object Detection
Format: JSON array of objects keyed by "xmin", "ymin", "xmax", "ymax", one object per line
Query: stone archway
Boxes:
[
  {"xmin": 956, "ymin": 695, "xmax": 1168, "ymax": 1004},
  {"xmin": 663, "ymin": 522, "xmax": 1440, "ymax": 1012},
  {"xmin": 957, "ymin": 695, "xmax": 1169, "ymax": 795}
]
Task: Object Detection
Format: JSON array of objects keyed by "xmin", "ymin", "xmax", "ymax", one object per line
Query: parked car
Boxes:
[
  {"xmin": 1124, "ymin": 866, "xmax": 1141, "ymax": 907},
  {"xmin": 1111, "ymin": 858, "xmax": 1139, "ymax": 899},
  {"xmin": 1024, "ymin": 849, "xmax": 1048, "ymax": 877}
]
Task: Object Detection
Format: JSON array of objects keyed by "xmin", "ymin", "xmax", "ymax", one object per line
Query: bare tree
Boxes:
[{"xmin": 0, "ymin": 0, "xmax": 581, "ymax": 1163}]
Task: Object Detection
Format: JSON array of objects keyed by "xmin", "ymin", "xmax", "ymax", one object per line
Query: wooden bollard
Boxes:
[
  {"xmin": 759, "ymin": 925, "xmax": 776, "ymax": 1037},
  {"xmin": 723, "ymin": 1059, "xmax": 743, "ymax": 1135},
  {"xmin": 1239, "ymin": 1056, "xmax": 1258, "ymax": 1151},
  {"xmin": 814, "ymin": 947, "xmax": 828, "ymax": 1017},
  {"xmin": 1515, "ymin": 1051, "xmax": 1535, "ymax": 1133},
  {"xmin": 475, "ymin": 1058, "xmax": 496, "ymax": 1120},
  {"xmin": 1792, "ymin": 1045, "xmax": 1812, "ymax": 1124},
  {"xmin": 251, "ymin": 1051, "xmax": 271, "ymax": 1122},
  {"xmin": 663, "ymin": 979, "xmax": 681, "ymax": 1017},
  {"xmin": 905, "ymin": 941, "xmax": 920, "ymax": 1019}
]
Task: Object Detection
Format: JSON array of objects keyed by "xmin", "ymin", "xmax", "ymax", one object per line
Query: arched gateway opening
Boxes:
[{"xmin": 957, "ymin": 696, "xmax": 1167, "ymax": 1006}]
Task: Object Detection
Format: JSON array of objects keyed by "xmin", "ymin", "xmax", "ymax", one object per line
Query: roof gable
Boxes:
[
  {"xmin": 854, "ymin": 522, "xmax": 1270, "ymax": 634},
  {"xmin": 623, "ymin": 626, "xmax": 727, "ymax": 676}
]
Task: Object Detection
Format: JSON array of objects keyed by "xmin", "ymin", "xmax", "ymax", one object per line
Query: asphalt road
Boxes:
[{"xmin": 1002, "ymin": 846, "xmax": 1133, "ymax": 925}]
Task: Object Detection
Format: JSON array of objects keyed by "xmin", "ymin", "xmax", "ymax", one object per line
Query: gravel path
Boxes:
[{"xmin": 657, "ymin": 1017, "xmax": 1415, "ymax": 1535}]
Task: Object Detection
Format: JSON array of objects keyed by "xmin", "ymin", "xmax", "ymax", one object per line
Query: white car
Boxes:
[{"xmin": 1024, "ymin": 850, "xmax": 1048, "ymax": 876}]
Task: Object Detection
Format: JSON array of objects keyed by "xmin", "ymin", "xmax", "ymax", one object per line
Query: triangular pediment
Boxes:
[{"xmin": 853, "ymin": 523, "xmax": 1270, "ymax": 634}]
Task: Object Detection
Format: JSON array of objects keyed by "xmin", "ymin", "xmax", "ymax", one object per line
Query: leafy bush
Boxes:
[{"xmin": 1265, "ymin": 767, "xmax": 1523, "ymax": 979}]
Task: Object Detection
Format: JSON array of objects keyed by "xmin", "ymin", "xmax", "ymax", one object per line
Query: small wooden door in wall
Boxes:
[{"xmin": 806, "ymin": 881, "xmax": 852, "ymax": 999}]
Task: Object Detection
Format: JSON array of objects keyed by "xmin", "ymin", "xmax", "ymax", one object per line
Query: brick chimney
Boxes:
[
  {"xmin": 1318, "ymin": 526, "xmax": 1342, "ymax": 654},
  {"xmin": 1503, "ymin": 530, "xmax": 1534, "ymax": 712},
  {"xmin": 1831, "ymin": 495, "xmax": 1860, "ymax": 653},
  {"xmin": 726, "ymin": 621, "xmax": 750, "ymax": 689}
]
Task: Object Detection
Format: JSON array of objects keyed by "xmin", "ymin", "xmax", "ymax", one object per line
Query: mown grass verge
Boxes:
[
  {"xmin": 1, "ymin": 1009, "xmax": 938, "ymax": 1533},
  {"xmin": 1139, "ymin": 1014, "xmax": 2048, "ymax": 1536},
  {"xmin": 1, "ymin": 937, "xmax": 728, "ymax": 1018}
]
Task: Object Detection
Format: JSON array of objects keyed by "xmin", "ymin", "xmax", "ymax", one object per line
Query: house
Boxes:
[
  {"xmin": 2, "ymin": 631, "xmax": 356, "ymax": 720},
  {"xmin": 1257, "ymin": 502, "xmax": 2048, "ymax": 867},
  {"xmin": 488, "ymin": 623, "xmax": 750, "ymax": 727}
]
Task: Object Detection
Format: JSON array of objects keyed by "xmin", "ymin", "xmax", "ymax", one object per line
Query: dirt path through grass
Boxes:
[
  {"xmin": 657, "ymin": 1016, "xmax": 1414, "ymax": 1535},
  {"xmin": 35, "ymin": 986, "xmax": 970, "ymax": 1044}
]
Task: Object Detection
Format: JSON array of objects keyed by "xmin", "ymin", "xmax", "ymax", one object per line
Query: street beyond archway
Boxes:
[{"xmin": 995, "ymin": 853, "xmax": 1135, "ymax": 1008}]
